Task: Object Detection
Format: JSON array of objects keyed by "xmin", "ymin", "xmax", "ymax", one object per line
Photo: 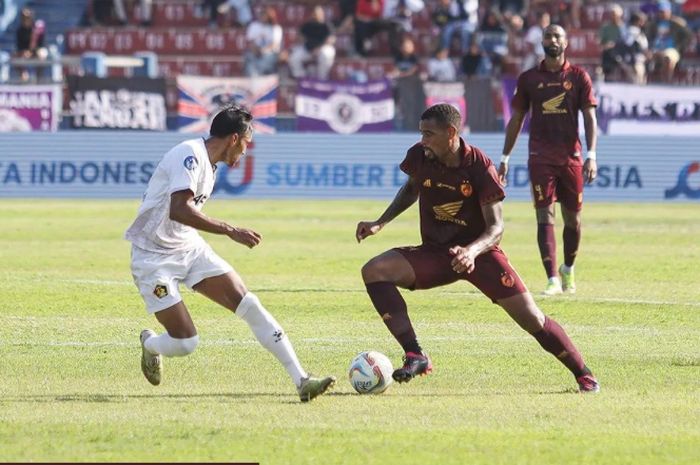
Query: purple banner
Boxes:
[
  {"xmin": 295, "ymin": 79, "xmax": 395, "ymax": 133},
  {"xmin": 424, "ymin": 81, "xmax": 466, "ymax": 130},
  {"xmin": 0, "ymin": 85, "xmax": 60, "ymax": 132}
]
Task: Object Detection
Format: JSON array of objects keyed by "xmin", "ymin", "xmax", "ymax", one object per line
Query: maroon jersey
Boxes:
[
  {"xmin": 511, "ymin": 60, "xmax": 597, "ymax": 166},
  {"xmin": 400, "ymin": 138, "xmax": 505, "ymax": 248}
]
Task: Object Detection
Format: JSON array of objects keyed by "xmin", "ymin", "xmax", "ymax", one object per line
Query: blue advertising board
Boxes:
[{"xmin": 0, "ymin": 133, "xmax": 698, "ymax": 201}]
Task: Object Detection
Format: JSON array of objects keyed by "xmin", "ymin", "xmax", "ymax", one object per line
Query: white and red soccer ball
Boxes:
[{"xmin": 348, "ymin": 351, "xmax": 394, "ymax": 394}]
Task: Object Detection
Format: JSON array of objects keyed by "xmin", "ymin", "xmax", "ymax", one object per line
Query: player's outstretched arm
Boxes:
[
  {"xmin": 355, "ymin": 177, "xmax": 420, "ymax": 243},
  {"xmin": 498, "ymin": 109, "xmax": 527, "ymax": 186},
  {"xmin": 449, "ymin": 200, "xmax": 505, "ymax": 274},
  {"xmin": 169, "ymin": 190, "xmax": 261, "ymax": 248}
]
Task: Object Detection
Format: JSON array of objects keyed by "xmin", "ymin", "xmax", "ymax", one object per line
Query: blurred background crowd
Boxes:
[{"xmin": 1, "ymin": 0, "xmax": 698, "ymax": 130}]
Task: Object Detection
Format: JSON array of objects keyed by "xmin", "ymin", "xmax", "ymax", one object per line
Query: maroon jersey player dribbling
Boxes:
[
  {"xmin": 356, "ymin": 103, "xmax": 600, "ymax": 393},
  {"xmin": 499, "ymin": 24, "xmax": 598, "ymax": 296}
]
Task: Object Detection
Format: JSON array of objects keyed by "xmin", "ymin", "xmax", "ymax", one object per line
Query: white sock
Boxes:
[
  {"xmin": 235, "ymin": 292, "xmax": 307, "ymax": 386},
  {"xmin": 145, "ymin": 333, "xmax": 199, "ymax": 357},
  {"xmin": 560, "ymin": 264, "xmax": 574, "ymax": 273}
]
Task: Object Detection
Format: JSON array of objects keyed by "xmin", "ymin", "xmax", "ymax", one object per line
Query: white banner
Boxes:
[{"xmin": 597, "ymin": 82, "xmax": 700, "ymax": 135}]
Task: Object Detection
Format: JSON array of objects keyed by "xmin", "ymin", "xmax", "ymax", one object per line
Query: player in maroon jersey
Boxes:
[
  {"xmin": 356, "ymin": 103, "xmax": 599, "ymax": 393},
  {"xmin": 499, "ymin": 24, "xmax": 598, "ymax": 296}
]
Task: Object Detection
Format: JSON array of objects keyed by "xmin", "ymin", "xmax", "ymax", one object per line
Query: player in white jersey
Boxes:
[{"xmin": 125, "ymin": 105, "xmax": 335, "ymax": 402}]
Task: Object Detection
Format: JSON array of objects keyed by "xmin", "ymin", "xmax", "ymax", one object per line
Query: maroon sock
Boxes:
[
  {"xmin": 537, "ymin": 223, "xmax": 557, "ymax": 278},
  {"xmin": 365, "ymin": 281, "xmax": 421, "ymax": 354},
  {"xmin": 563, "ymin": 225, "xmax": 580, "ymax": 267},
  {"xmin": 533, "ymin": 316, "xmax": 587, "ymax": 377}
]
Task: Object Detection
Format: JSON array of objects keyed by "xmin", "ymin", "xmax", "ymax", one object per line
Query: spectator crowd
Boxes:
[{"xmin": 6, "ymin": 1, "xmax": 700, "ymax": 85}]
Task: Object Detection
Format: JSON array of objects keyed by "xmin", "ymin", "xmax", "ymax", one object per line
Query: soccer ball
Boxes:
[{"xmin": 348, "ymin": 351, "xmax": 394, "ymax": 394}]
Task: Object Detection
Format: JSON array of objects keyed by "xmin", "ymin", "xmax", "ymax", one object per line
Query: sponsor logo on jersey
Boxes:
[
  {"xmin": 500, "ymin": 272, "xmax": 515, "ymax": 288},
  {"xmin": 183, "ymin": 155, "xmax": 198, "ymax": 171},
  {"xmin": 433, "ymin": 201, "xmax": 466, "ymax": 226},
  {"xmin": 153, "ymin": 284, "xmax": 168, "ymax": 299},
  {"xmin": 542, "ymin": 92, "xmax": 567, "ymax": 114},
  {"xmin": 460, "ymin": 181, "xmax": 473, "ymax": 197},
  {"xmin": 436, "ymin": 182, "xmax": 455, "ymax": 191}
]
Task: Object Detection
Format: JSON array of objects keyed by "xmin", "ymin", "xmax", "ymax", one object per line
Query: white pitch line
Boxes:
[
  {"xmin": 55, "ymin": 278, "xmax": 700, "ymax": 308},
  {"xmin": 5, "ymin": 276, "xmax": 694, "ymax": 308},
  {"xmin": 3, "ymin": 325, "xmax": 697, "ymax": 348}
]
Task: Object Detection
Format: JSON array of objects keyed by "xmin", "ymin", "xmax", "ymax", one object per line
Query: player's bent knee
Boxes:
[
  {"xmin": 171, "ymin": 334, "xmax": 200, "ymax": 356},
  {"xmin": 361, "ymin": 257, "xmax": 386, "ymax": 283}
]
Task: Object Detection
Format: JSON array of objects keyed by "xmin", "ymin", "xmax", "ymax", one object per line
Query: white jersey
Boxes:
[{"xmin": 125, "ymin": 138, "xmax": 216, "ymax": 253}]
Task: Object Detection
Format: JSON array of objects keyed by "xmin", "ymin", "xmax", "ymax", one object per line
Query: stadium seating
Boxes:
[{"xmin": 4, "ymin": 0, "xmax": 699, "ymax": 122}]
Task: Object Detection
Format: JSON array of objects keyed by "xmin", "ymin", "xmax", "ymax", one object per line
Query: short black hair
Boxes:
[
  {"xmin": 209, "ymin": 105, "xmax": 253, "ymax": 138},
  {"xmin": 421, "ymin": 103, "xmax": 462, "ymax": 129}
]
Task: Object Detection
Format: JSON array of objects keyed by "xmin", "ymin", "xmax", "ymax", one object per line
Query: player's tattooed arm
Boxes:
[
  {"xmin": 356, "ymin": 177, "xmax": 420, "ymax": 242},
  {"xmin": 169, "ymin": 190, "xmax": 261, "ymax": 248},
  {"xmin": 449, "ymin": 200, "xmax": 505, "ymax": 273},
  {"xmin": 376, "ymin": 177, "xmax": 420, "ymax": 225}
]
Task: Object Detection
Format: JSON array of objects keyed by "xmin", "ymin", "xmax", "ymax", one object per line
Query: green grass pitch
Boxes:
[{"xmin": 1, "ymin": 199, "xmax": 698, "ymax": 464}]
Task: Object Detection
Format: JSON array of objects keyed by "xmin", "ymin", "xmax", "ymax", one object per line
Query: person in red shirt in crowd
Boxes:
[
  {"xmin": 356, "ymin": 103, "xmax": 600, "ymax": 393},
  {"xmin": 499, "ymin": 24, "xmax": 598, "ymax": 296},
  {"xmin": 682, "ymin": 0, "xmax": 700, "ymax": 31}
]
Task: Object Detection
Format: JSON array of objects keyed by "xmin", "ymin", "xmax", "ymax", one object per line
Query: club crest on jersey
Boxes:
[
  {"xmin": 460, "ymin": 181, "xmax": 473, "ymax": 197},
  {"xmin": 183, "ymin": 156, "xmax": 198, "ymax": 171},
  {"xmin": 153, "ymin": 284, "xmax": 168, "ymax": 299},
  {"xmin": 500, "ymin": 273, "xmax": 515, "ymax": 288},
  {"xmin": 563, "ymin": 80, "xmax": 573, "ymax": 91}
]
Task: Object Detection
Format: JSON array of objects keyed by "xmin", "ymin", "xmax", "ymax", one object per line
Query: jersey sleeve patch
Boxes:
[{"xmin": 183, "ymin": 155, "xmax": 199, "ymax": 171}]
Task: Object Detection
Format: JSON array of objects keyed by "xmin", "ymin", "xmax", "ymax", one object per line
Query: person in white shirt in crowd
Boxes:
[
  {"xmin": 125, "ymin": 105, "xmax": 336, "ymax": 402},
  {"xmin": 433, "ymin": 0, "xmax": 479, "ymax": 54},
  {"xmin": 427, "ymin": 47, "xmax": 457, "ymax": 81},
  {"xmin": 244, "ymin": 6, "xmax": 283, "ymax": 76},
  {"xmin": 113, "ymin": 0, "xmax": 153, "ymax": 26},
  {"xmin": 521, "ymin": 10, "xmax": 550, "ymax": 71},
  {"xmin": 288, "ymin": 6, "xmax": 336, "ymax": 80},
  {"xmin": 620, "ymin": 11, "xmax": 649, "ymax": 84},
  {"xmin": 216, "ymin": 0, "xmax": 252, "ymax": 27},
  {"xmin": 380, "ymin": 0, "xmax": 425, "ymax": 56}
]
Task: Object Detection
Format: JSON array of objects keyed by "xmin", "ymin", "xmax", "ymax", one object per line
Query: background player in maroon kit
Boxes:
[
  {"xmin": 356, "ymin": 103, "xmax": 599, "ymax": 393},
  {"xmin": 499, "ymin": 24, "xmax": 598, "ymax": 296}
]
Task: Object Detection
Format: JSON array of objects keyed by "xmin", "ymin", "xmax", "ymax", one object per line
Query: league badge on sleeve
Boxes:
[{"xmin": 183, "ymin": 155, "xmax": 198, "ymax": 171}]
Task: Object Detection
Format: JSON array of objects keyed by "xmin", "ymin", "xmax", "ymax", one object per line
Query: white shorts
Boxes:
[{"xmin": 130, "ymin": 243, "xmax": 233, "ymax": 314}]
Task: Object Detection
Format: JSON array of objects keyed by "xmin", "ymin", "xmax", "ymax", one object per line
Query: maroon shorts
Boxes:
[
  {"xmin": 528, "ymin": 163, "xmax": 583, "ymax": 211},
  {"xmin": 393, "ymin": 245, "xmax": 528, "ymax": 302}
]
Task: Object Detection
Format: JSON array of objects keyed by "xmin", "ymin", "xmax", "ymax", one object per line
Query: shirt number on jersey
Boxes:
[{"xmin": 193, "ymin": 194, "xmax": 208, "ymax": 206}]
